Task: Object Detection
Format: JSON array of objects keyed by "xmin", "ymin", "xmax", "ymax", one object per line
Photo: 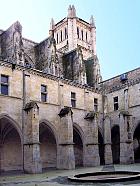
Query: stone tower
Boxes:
[
  {"xmin": 49, "ymin": 5, "xmax": 97, "ymax": 60},
  {"xmin": 49, "ymin": 5, "xmax": 102, "ymax": 86}
]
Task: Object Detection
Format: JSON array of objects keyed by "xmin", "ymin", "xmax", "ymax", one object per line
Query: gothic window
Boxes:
[
  {"xmin": 65, "ymin": 28, "xmax": 67, "ymax": 39},
  {"xmin": 94, "ymin": 98, "xmax": 98, "ymax": 112},
  {"xmin": 71, "ymin": 92, "xmax": 76, "ymax": 108},
  {"xmin": 86, "ymin": 31, "xmax": 88, "ymax": 41},
  {"xmin": 77, "ymin": 27, "xmax": 79, "ymax": 39},
  {"xmin": 41, "ymin": 84, "xmax": 47, "ymax": 102},
  {"xmin": 56, "ymin": 33, "xmax": 59, "ymax": 44},
  {"xmin": 114, "ymin": 96, "xmax": 118, "ymax": 111},
  {"xmin": 60, "ymin": 30, "xmax": 63, "ymax": 42},
  {"xmin": 1, "ymin": 75, "xmax": 9, "ymax": 95},
  {"xmin": 81, "ymin": 30, "xmax": 83, "ymax": 40}
]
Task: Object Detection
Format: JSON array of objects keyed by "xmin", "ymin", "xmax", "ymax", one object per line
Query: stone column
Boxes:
[
  {"xmin": 119, "ymin": 113, "xmax": 134, "ymax": 164},
  {"xmin": 84, "ymin": 113, "xmax": 100, "ymax": 166},
  {"xmin": 23, "ymin": 102, "xmax": 42, "ymax": 173},
  {"xmin": 57, "ymin": 108, "xmax": 75, "ymax": 169},
  {"xmin": 127, "ymin": 116, "xmax": 134, "ymax": 163},
  {"xmin": 124, "ymin": 88, "xmax": 128, "ymax": 110},
  {"xmin": 104, "ymin": 115, "xmax": 112, "ymax": 164},
  {"xmin": 119, "ymin": 113, "xmax": 128, "ymax": 164}
]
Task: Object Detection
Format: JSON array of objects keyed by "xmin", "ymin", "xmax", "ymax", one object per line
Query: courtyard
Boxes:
[{"xmin": 1, "ymin": 164, "xmax": 140, "ymax": 186}]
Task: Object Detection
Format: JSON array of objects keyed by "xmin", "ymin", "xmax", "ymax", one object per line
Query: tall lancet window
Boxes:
[
  {"xmin": 86, "ymin": 32, "xmax": 88, "ymax": 41},
  {"xmin": 65, "ymin": 28, "xmax": 67, "ymax": 39},
  {"xmin": 77, "ymin": 27, "xmax": 79, "ymax": 39},
  {"xmin": 56, "ymin": 33, "xmax": 59, "ymax": 44},
  {"xmin": 60, "ymin": 30, "xmax": 63, "ymax": 42},
  {"xmin": 81, "ymin": 30, "xmax": 83, "ymax": 40}
]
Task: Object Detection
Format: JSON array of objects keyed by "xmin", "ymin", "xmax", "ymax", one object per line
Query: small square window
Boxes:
[
  {"xmin": 41, "ymin": 85, "xmax": 46, "ymax": 92},
  {"xmin": 1, "ymin": 75, "xmax": 9, "ymax": 95},
  {"xmin": 71, "ymin": 92, "xmax": 76, "ymax": 108},
  {"xmin": 41, "ymin": 93, "xmax": 47, "ymax": 102},
  {"xmin": 71, "ymin": 92, "xmax": 76, "ymax": 99},
  {"xmin": 114, "ymin": 96, "xmax": 118, "ymax": 111},
  {"xmin": 94, "ymin": 98, "xmax": 98, "ymax": 112},
  {"xmin": 1, "ymin": 75, "xmax": 8, "ymax": 83},
  {"xmin": 41, "ymin": 85, "xmax": 47, "ymax": 102}
]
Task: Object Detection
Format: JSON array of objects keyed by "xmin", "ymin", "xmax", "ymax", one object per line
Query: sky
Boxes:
[{"xmin": 0, "ymin": 0, "xmax": 140, "ymax": 80}]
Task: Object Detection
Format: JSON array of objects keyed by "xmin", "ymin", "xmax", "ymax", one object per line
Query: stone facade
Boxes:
[{"xmin": 0, "ymin": 5, "xmax": 140, "ymax": 174}]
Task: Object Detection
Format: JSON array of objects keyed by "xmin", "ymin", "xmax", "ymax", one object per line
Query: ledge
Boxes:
[{"xmin": 59, "ymin": 143, "xmax": 75, "ymax": 146}]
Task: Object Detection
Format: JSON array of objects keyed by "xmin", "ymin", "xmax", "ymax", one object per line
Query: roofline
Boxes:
[
  {"xmin": 100, "ymin": 66, "xmax": 140, "ymax": 84},
  {"xmin": 54, "ymin": 16, "xmax": 90, "ymax": 28},
  {"xmin": 22, "ymin": 37, "xmax": 38, "ymax": 45}
]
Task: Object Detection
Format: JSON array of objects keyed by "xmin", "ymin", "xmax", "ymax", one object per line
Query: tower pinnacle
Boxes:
[
  {"xmin": 72, "ymin": 5, "xmax": 76, "ymax": 17},
  {"xmin": 68, "ymin": 5, "xmax": 76, "ymax": 18},
  {"xmin": 50, "ymin": 18, "xmax": 55, "ymax": 30},
  {"xmin": 90, "ymin": 15, "xmax": 96, "ymax": 28}
]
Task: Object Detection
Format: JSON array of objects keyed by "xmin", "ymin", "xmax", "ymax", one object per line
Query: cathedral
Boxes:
[{"xmin": 0, "ymin": 5, "xmax": 140, "ymax": 174}]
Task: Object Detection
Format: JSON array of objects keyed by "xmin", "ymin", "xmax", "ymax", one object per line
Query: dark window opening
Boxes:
[
  {"xmin": 41, "ymin": 85, "xmax": 47, "ymax": 102},
  {"xmin": 81, "ymin": 30, "xmax": 83, "ymax": 40},
  {"xmin": 114, "ymin": 96, "xmax": 118, "ymax": 111},
  {"xmin": 60, "ymin": 30, "xmax": 63, "ymax": 42},
  {"xmin": 65, "ymin": 28, "xmax": 67, "ymax": 39},
  {"xmin": 1, "ymin": 75, "xmax": 8, "ymax": 95},
  {"xmin": 94, "ymin": 98, "xmax": 98, "ymax": 112},
  {"xmin": 86, "ymin": 32, "xmax": 88, "ymax": 41},
  {"xmin": 71, "ymin": 92, "xmax": 76, "ymax": 108},
  {"xmin": 56, "ymin": 33, "xmax": 58, "ymax": 44},
  {"xmin": 77, "ymin": 27, "xmax": 79, "ymax": 39}
]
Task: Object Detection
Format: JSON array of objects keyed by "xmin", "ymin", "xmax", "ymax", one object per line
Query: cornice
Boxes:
[{"xmin": 0, "ymin": 60, "xmax": 100, "ymax": 94}]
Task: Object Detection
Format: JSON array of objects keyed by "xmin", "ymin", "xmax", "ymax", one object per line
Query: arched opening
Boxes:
[
  {"xmin": 0, "ymin": 117, "xmax": 22, "ymax": 173},
  {"xmin": 73, "ymin": 126, "xmax": 83, "ymax": 167},
  {"xmin": 39, "ymin": 122, "xmax": 57, "ymax": 169},
  {"xmin": 98, "ymin": 130, "xmax": 105, "ymax": 165},
  {"xmin": 111, "ymin": 125, "xmax": 120, "ymax": 164},
  {"xmin": 133, "ymin": 123, "xmax": 140, "ymax": 163}
]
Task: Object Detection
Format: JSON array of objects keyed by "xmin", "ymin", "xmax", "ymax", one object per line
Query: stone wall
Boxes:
[{"xmin": 0, "ymin": 60, "xmax": 102, "ymax": 172}]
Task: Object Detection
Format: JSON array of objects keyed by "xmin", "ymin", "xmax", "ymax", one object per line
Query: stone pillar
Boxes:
[
  {"xmin": 127, "ymin": 116, "xmax": 134, "ymax": 163},
  {"xmin": 57, "ymin": 108, "xmax": 75, "ymax": 169},
  {"xmin": 119, "ymin": 113, "xmax": 134, "ymax": 164},
  {"xmin": 58, "ymin": 82, "xmax": 64, "ymax": 109},
  {"xmin": 84, "ymin": 113, "xmax": 100, "ymax": 166},
  {"xmin": 119, "ymin": 113, "xmax": 128, "ymax": 164},
  {"xmin": 104, "ymin": 116, "xmax": 113, "ymax": 164},
  {"xmin": 124, "ymin": 88, "xmax": 128, "ymax": 110},
  {"xmin": 23, "ymin": 102, "xmax": 42, "ymax": 173}
]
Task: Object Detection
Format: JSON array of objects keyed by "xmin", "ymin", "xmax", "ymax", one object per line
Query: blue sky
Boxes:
[{"xmin": 0, "ymin": 0, "xmax": 140, "ymax": 80}]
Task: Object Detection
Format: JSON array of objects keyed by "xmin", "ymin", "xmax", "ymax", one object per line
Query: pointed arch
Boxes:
[
  {"xmin": 39, "ymin": 119, "xmax": 58, "ymax": 144},
  {"xmin": 0, "ymin": 114, "xmax": 23, "ymax": 172},
  {"xmin": 73, "ymin": 123, "xmax": 84, "ymax": 167},
  {"xmin": 0, "ymin": 113, "xmax": 22, "ymax": 142},
  {"xmin": 133, "ymin": 122, "xmax": 140, "ymax": 163},
  {"xmin": 73, "ymin": 123, "xmax": 85, "ymax": 144},
  {"xmin": 39, "ymin": 119, "xmax": 58, "ymax": 169},
  {"xmin": 111, "ymin": 125, "xmax": 120, "ymax": 164}
]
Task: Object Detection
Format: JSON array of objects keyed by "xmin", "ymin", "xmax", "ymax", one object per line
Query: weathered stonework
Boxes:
[{"xmin": 0, "ymin": 5, "xmax": 140, "ymax": 174}]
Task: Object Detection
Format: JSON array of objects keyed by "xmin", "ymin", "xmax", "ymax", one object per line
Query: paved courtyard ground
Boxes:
[{"xmin": 1, "ymin": 164, "xmax": 140, "ymax": 186}]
